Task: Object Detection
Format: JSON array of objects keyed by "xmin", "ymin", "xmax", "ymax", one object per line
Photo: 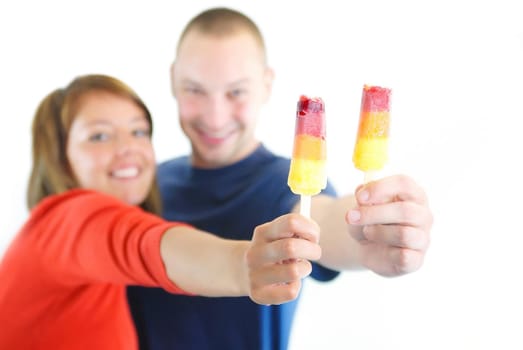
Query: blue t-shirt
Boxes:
[{"xmin": 127, "ymin": 144, "xmax": 339, "ymax": 350}]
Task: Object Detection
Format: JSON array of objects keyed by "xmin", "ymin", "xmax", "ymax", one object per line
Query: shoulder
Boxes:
[
  {"xmin": 157, "ymin": 156, "xmax": 189, "ymax": 174},
  {"xmin": 28, "ymin": 189, "xmax": 172, "ymax": 240},
  {"xmin": 34, "ymin": 189, "xmax": 114, "ymax": 209},
  {"xmin": 30, "ymin": 189, "xmax": 139, "ymax": 222},
  {"xmin": 250, "ymin": 153, "xmax": 290, "ymax": 189},
  {"xmin": 254, "ymin": 150, "xmax": 291, "ymax": 178},
  {"xmin": 41, "ymin": 189, "xmax": 122, "ymax": 206}
]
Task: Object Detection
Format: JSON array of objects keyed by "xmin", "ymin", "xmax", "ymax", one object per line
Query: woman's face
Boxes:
[{"xmin": 66, "ymin": 91, "xmax": 156, "ymax": 206}]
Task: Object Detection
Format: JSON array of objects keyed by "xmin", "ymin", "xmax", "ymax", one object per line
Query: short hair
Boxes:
[
  {"xmin": 26, "ymin": 74, "xmax": 162, "ymax": 215},
  {"xmin": 177, "ymin": 7, "xmax": 267, "ymax": 63}
]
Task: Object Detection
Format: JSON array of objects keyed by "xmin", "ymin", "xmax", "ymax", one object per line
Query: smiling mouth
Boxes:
[
  {"xmin": 199, "ymin": 130, "xmax": 235, "ymax": 146},
  {"xmin": 111, "ymin": 167, "xmax": 139, "ymax": 179}
]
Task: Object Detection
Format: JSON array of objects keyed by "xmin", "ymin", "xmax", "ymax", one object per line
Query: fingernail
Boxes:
[
  {"xmin": 358, "ymin": 190, "xmax": 369, "ymax": 203},
  {"xmin": 348, "ymin": 209, "xmax": 361, "ymax": 223}
]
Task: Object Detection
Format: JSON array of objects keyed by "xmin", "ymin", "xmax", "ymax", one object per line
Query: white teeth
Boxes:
[{"xmin": 112, "ymin": 167, "xmax": 139, "ymax": 178}]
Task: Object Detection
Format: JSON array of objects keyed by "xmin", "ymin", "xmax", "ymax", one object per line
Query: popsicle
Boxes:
[
  {"xmin": 352, "ymin": 85, "xmax": 391, "ymax": 183},
  {"xmin": 287, "ymin": 95, "xmax": 327, "ymax": 217}
]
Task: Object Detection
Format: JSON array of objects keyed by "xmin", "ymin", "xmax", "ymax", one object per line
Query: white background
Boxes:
[{"xmin": 1, "ymin": 1, "xmax": 522, "ymax": 349}]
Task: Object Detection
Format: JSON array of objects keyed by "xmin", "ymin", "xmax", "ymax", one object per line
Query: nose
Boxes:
[
  {"xmin": 204, "ymin": 94, "xmax": 230, "ymax": 131},
  {"xmin": 114, "ymin": 132, "xmax": 139, "ymax": 156}
]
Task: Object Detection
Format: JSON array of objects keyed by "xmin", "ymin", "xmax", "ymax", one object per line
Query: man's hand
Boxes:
[{"xmin": 346, "ymin": 175, "xmax": 433, "ymax": 277}]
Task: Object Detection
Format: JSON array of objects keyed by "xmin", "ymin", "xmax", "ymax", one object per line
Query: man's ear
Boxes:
[
  {"xmin": 262, "ymin": 67, "xmax": 275, "ymax": 103},
  {"xmin": 170, "ymin": 61, "xmax": 177, "ymax": 98}
]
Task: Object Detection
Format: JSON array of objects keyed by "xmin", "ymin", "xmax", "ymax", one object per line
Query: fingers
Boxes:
[
  {"xmin": 346, "ymin": 175, "xmax": 434, "ymax": 232},
  {"xmin": 345, "ymin": 174, "xmax": 433, "ymax": 277},
  {"xmin": 250, "ymin": 280, "xmax": 303, "ymax": 306},
  {"xmin": 249, "ymin": 257, "xmax": 313, "ymax": 305},
  {"xmin": 249, "ymin": 259, "xmax": 313, "ymax": 286},
  {"xmin": 348, "ymin": 201, "xmax": 433, "ymax": 228},
  {"xmin": 346, "ymin": 191, "xmax": 432, "ymax": 253},
  {"xmin": 387, "ymin": 247, "xmax": 425, "ymax": 275},
  {"xmin": 253, "ymin": 213, "xmax": 320, "ymax": 244},
  {"xmin": 356, "ymin": 225, "xmax": 430, "ymax": 251},
  {"xmin": 246, "ymin": 213, "xmax": 321, "ymax": 305},
  {"xmin": 247, "ymin": 236, "xmax": 322, "ymax": 266},
  {"xmin": 355, "ymin": 174, "xmax": 429, "ymax": 206},
  {"xmin": 249, "ymin": 213, "xmax": 321, "ymax": 266},
  {"xmin": 361, "ymin": 244, "xmax": 426, "ymax": 277},
  {"xmin": 372, "ymin": 246, "xmax": 425, "ymax": 276}
]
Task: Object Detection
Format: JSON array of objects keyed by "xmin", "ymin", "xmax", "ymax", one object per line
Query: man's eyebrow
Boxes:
[
  {"xmin": 227, "ymin": 78, "xmax": 250, "ymax": 87},
  {"xmin": 180, "ymin": 79, "xmax": 203, "ymax": 86}
]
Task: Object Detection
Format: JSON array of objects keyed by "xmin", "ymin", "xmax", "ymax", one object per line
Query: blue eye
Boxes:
[
  {"xmin": 133, "ymin": 128, "xmax": 151, "ymax": 138},
  {"xmin": 228, "ymin": 89, "xmax": 245, "ymax": 99},
  {"xmin": 89, "ymin": 133, "xmax": 109, "ymax": 142},
  {"xmin": 185, "ymin": 86, "xmax": 204, "ymax": 95}
]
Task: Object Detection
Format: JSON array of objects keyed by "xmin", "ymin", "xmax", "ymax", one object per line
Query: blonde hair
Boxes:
[
  {"xmin": 26, "ymin": 74, "xmax": 162, "ymax": 214},
  {"xmin": 177, "ymin": 7, "xmax": 267, "ymax": 63}
]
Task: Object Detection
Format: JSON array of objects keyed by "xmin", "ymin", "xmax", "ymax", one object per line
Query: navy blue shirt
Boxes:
[{"xmin": 127, "ymin": 145, "xmax": 339, "ymax": 350}]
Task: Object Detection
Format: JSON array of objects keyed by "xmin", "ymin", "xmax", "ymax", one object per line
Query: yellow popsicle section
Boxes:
[
  {"xmin": 353, "ymin": 85, "xmax": 391, "ymax": 172},
  {"xmin": 288, "ymin": 96, "xmax": 327, "ymax": 196}
]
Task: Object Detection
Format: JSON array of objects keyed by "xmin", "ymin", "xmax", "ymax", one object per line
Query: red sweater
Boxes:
[{"xmin": 0, "ymin": 189, "xmax": 190, "ymax": 349}]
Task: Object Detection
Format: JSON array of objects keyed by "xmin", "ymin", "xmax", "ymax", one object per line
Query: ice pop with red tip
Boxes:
[
  {"xmin": 288, "ymin": 95, "xmax": 327, "ymax": 217},
  {"xmin": 352, "ymin": 85, "xmax": 391, "ymax": 182}
]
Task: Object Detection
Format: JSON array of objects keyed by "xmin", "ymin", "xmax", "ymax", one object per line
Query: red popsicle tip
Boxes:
[
  {"xmin": 361, "ymin": 85, "xmax": 391, "ymax": 112},
  {"xmin": 294, "ymin": 95, "xmax": 326, "ymax": 138},
  {"xmin": 297, "ymin": 95, "xmax": 324, "ymax": 116}
]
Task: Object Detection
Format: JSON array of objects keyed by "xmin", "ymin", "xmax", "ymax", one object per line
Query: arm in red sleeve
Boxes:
[{"xmin": 24, "ymin": 189, "xmax": 188, "ymax": 294}]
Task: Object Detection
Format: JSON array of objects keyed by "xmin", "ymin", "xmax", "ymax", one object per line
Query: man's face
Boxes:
[{"xmin": 172, "ymin": 30, "xmax": 273, "ymax": 168}]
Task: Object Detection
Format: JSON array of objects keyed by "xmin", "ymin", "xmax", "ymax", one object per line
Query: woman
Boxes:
[{"xmin": 0, "ymin": 74, "xmax": 321, "ymax": 349}]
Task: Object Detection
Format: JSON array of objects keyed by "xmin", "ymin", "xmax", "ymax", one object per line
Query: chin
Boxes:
[{"xmin": 118, "ymin": 193, "xmax": 148, "ymax": 207}]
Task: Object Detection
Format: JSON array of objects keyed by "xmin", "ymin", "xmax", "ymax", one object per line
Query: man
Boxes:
[{"xmin": 127, "ymin": 7, "xmax": 432, "ymax": 350}]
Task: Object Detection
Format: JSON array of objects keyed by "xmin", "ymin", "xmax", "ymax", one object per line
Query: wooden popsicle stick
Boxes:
[{"xmin": 299, "ymin": 195, "xmax": 311, "ymax": 218}]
